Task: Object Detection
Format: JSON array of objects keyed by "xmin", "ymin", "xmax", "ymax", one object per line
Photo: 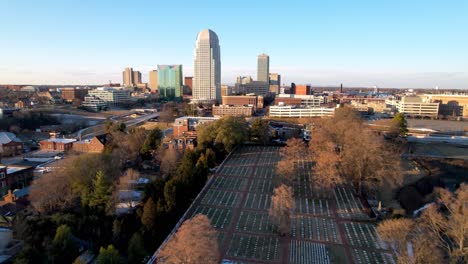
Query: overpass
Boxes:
[{"xmin": 77, "ymin": 112, "xmax": 160, "ymax": 140}]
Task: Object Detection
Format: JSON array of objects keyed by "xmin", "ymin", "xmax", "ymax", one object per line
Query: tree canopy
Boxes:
[{"xmin": 159, "ymin": 214, "xmax": 219, "ymax": 264}]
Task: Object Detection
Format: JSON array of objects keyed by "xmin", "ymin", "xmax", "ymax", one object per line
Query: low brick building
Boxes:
[
  {"xmin": 173, "ymin": 116, "xmax": 219, "ymax": 138},
  {"xmin": 213, "ymin": 104, "xmax": 254, "ymax": 117},
  {"xmin": 221, "ymin": 95, "xmax": 264, "ymax": 110},
  {"xmin": 0, "ymin": 132, "xmax": 23, "ymax": 157},
  {"xmin": 40, "ymin": 138, "xmax": 76, "ymax": 152},
  {"xmin": 73, "ymin": 135, "xmax": 107, "ymax": 153}
]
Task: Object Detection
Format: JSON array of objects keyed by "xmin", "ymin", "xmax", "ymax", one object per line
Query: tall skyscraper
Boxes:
[
  {"xmin": 193, "ymin": 29, "xmax": 221, "ymax": 102},
  {"xmin": 157, "ymin": 65, "xmax": 183, "ymax": 98},
  {"xmin": 133, "ymin": 71, "xmax": 142, "ymax": 85},
  {"xmin": 257, "ymin": 54, "xmax": 270, "ymax": 83},
  {"xmin": 122, "ymin": 67, "xmax": 134, "ymax": 87},
  {"xmin": 269, "ymin": 73, "xmax": 281, "ymax": 94},
  {"xmin": 149, "ymin": 70, "xmax": 158, "ymax": 93}
]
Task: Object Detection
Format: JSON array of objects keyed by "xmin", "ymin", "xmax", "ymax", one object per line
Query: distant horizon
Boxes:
[
  {"xmin": 1, "ymin": 0, "xmax": 467, "ymax": 89},
  {"xmin": 1, "ymin": 82, "xmax": 466, "ymax": 91}
]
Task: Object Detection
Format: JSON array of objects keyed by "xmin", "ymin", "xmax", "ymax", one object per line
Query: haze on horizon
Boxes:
[{"xmin": 1, "ymin": 0, "xmax": 467, "ymax": 89}]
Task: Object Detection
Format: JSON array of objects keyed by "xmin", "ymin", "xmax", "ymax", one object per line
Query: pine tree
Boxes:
[
  {"xmin": 141, "ymin": 197, "xmax": 157, "ymax": 231},
  {"xmin": 96, "ymin": 245, "xmax": 124, "ymax": 264},
  {"xmin": 88, "ymin": 171, "xmax": 113, "ymax": 213}
]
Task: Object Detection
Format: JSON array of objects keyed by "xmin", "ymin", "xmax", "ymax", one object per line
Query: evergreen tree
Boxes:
[
  {"xmin": 128, "ymin": 232, "xmax": 147, "ymax": 263},
  {"xmin": 392, "ymin": 113, "xmax": 408, "ymax": 136},
  {"xmin": 96, "ymin": 245, "xmax": 124, "ymax": 264},
  {"xmin": 141, "ymin": 197, "xmax": 157, "ymax": 231},
  {"xmin": 51, "ymin": 225, "xmax": 78, "ymax": 264},
  {"xmin": 87, "ymin": 171, "xmax": 113, "ymax": 213}
]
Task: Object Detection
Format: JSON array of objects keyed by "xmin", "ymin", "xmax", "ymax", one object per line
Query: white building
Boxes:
[
  {"xmin": 193, "ymin": 29, "xmax": 221, "ymax": 103},
  {"xmin": 269, "ymin": 105, "xmax": 335, "ymax": 118},
  {"xmin": 277, "ymin": 94, "xmax": 327, "ymax": 106},
  {"xmin": 81, "ymin": 95, "xmax": 107, "ymax": 111},
  {"xmin": 88, "ymin": 87, "xmax": 130, "ymax": 105},
  {"xmin": 387, "ymin": 96, "xmax": 439, "ymax": 118}
]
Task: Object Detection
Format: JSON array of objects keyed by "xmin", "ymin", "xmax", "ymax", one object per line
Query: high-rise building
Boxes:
[
  {"xmin": 122, "ymin": 67, "xmax": 134, "ymax": 87},
  {"xmin": 257, "ymin": 54, "xmax": 270, "ymax": 82},
  {"xmin": 149, "ymin": 70, "xmax": 158, "ymax": 93},
  {"xmin": 193, "ymin": 29, "xmax": 221, "ymax": 102},
  {"xmin": 184, "ymin": 77, "xmax": 193, "ymax": 94},
  {"xmin": 133, "ymin": 71, "xmax": 142, "ymax": 85},
  {"xmin": 269, "ymin": 73, "xmax": 281, "ymax": 94},
  {"xmin": 157, "ymin": 65, "xmax": 183, "ymax": 98}
]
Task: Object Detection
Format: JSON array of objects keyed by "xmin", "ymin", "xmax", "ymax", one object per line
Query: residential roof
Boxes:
[
  {"xmin": 6, "ymin": 166, "xmax": 32, "ymax": 174},
  {"xmin": 0, "ymin": 132, "xmax": 22, "ymax": 145}
]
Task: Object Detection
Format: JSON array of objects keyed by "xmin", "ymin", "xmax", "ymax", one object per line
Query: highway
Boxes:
[{"xmin": 77, "ymin": 112, "xmax": 160, "ymax": 140}]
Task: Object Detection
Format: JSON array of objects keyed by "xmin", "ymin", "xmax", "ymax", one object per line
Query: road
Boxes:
[{"xmin": 77, "ymin": 112, "xmax": 160, "ymax": 140}]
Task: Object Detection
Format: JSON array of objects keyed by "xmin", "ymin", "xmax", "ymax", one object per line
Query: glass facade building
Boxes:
[{"xmin": 157, "ymin": 65, "xmax": 183, "ymax": 98}]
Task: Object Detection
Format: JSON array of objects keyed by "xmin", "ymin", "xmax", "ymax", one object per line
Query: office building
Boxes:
[
  {"xmin": 222, "ymin": 95, "xmax": 264, "ymax": 109},
  {"xmin": 213, "ymin": 105, "xmax": 254, "ymax": 117},
  {"xmin": 61, "ymin": 87, "xmax": 89, "ymax": 103},
  {"xmin": 88, "ymin": 87, "xmax": 131, "ymax": 105},
  {"xmin": 221, "ymin": 85, "xmax": 232, "ymax": 96},
  {"xmin": 293, "ymin": 84, "xmax": 312, "ymax": 95},
  {"xmin": 184, "ymin": 77, "xmax": 193, "ymax": 93},
  {"xmin": 81, "ymin": 96, "xmax": 107, "ymax": 112},
  {"xmin": 269, "ymin": 73, "xmax": 281, "ymax": 94},
  {"xmin": 193, "ymin": 29, "xmax": 221, "ymax": 102},
  {"xmin": 237, "ymin": 81, "xmax": 269, "ymax": 96},
  {"xmin": 133, "ymin": 71, "xmax": 142, "ymax": 85},
  {"xmin": 423, "ymin": 94, "xmax": 468, "ymax": 117},
  {"xmin": 257, "ymin": 54, "xmax": 270, "ymax": 82},
  {"xmin": 387, "ymin": 96, "xmax": 439, "ymax": 118},
  {"xmin": 157, "ymin": 65, "xmax": 183, "ymax": 98},
  {"xmin": 148, "ymin": 70, "xmax": 158, "ymax": 93},
  {"xmin": 122, "ymin": 67, "xmax": 134, "ymax": 87}
]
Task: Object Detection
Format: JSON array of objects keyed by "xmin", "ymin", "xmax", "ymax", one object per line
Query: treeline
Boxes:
[
  {"xmin": 0, "ymin": 111, "xmax": 59, "ymax": 132},
  {"xmin": 13, "ymin": 116, "xmax": 250, "ymax": 264}
]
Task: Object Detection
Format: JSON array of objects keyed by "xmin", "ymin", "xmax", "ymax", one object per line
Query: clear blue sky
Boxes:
[{"xmin": 1, "ymin": 0, "xmax": 467, "ymax": 88}]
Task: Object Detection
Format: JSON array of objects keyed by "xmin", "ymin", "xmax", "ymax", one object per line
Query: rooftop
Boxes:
[
  {"xmin": 43, "ymin": 138, "xmax": 77, "ymax": 144},
  {"xmin": 0, "ymin": 132, "xmax": 22, "ymax": 145}
]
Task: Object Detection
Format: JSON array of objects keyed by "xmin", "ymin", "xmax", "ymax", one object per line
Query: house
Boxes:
[
  {"xmin": 0, "ymin": 165, "xmax": 34, "ymax": 196},
  {"xmin": 0, "ymin": 132, "xmax": 23, "ymax": 157},
  {"xmin": 72, "ymin": 135, "xmax": 107, "ymax": 153}
]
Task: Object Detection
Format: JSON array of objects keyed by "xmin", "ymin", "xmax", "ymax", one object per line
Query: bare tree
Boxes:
[
  {"xmin": 159, "ymin": 214, "xmax": 219, "ymax": 264},
  {"xmin": 280, "ymin": 137, "xmax": 306, "ymax": 161},
  {"xmin": 30, "ymin": 169, "xmax": 75, "ymax": 214},
  {"xmin": 158, "ymin": 147, "xmax": 182, "ymax": 177},
  {"xmin": 378, "ymin": 218, "xmax": 444, "ymax": 264},
  {"xmin": 269, "ymin": 184, "xmax": 294, "ymax": 236},
  {"xmin": 275, "ymin": 138, "xmax": 307, "ymax": 186},
  {"xmin": 309, "ymin": 107, "xmax": 402, "ymax": 194},
  {"xmin": 421, "ymin": 184, "xmax": 467, "ymax": 262}
]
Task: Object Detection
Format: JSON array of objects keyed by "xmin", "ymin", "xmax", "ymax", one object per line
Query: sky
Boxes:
[{"xmin": 0, "ymin": 0, "xmax": 467, "ymax": 89}]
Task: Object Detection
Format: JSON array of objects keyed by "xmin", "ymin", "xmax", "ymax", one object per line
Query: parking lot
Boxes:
[{"xmin": 170, "ymin": 145, "xmax": 395, "ymax": 264}]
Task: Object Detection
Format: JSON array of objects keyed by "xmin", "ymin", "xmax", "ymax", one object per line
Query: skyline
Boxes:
[{"xmin": 1, "ymin": 0, "xmax": 467, "ymax": 89}]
